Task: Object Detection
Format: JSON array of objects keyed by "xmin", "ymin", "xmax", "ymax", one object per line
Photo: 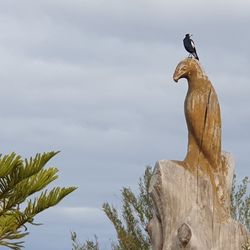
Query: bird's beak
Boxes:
[{"xmin": 190, "ymin": 34, "xmax": 193, "ymax": 37}]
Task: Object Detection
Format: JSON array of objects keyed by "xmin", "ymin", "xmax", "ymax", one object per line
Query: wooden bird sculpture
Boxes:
[{"xmin": 173, "ymin": 58, "xmax": 221, "ymax": 170}]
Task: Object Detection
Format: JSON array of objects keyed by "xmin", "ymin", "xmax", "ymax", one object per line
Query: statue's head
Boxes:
[{"xmin": 173, "ymin": 58, "xmax": 202, "ymax": 82}]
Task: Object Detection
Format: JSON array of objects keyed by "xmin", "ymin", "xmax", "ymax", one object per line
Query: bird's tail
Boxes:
[{"xmin": 193, "ymin": 51, "xmax": 199, "ymax": 60}]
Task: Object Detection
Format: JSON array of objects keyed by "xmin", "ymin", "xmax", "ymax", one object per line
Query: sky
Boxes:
[{"xmin": 0, "ymin": 0, "xmax": 249, "ymax": 249}]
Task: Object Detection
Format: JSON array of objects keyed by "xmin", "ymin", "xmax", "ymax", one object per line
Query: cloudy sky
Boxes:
[{"xmin": 0, "ymin": 0, "xmax": 249, "ymax": 249}]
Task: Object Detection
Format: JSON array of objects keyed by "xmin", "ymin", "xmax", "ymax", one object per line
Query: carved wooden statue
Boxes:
[{"xmin": 147, "ymin": 58, "xmax": 249, "ymax": 249}]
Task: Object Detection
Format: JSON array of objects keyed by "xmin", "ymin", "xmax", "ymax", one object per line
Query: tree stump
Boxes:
[{"xmin": 147, "ymin": 58, "xmax": 249, "ymax": 250}]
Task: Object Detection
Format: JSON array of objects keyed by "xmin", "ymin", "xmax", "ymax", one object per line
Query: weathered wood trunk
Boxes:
[
  {"xmin": 148, "ymin": 154, "xmax": 249, "ymax": 249},
  {"xmin": 147, "ymin": 58, "xmax": 249, "ymax": 249}
]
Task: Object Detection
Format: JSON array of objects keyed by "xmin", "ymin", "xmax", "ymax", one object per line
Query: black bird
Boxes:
[{"xmin": 183, "ymin": 34, "xmax": 199, "ymax": 60}]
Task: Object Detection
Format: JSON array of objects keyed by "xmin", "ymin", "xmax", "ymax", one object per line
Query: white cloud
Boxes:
[{"xmin": 44, "ymin": 206, "xmax": 105, "ymax": 223}]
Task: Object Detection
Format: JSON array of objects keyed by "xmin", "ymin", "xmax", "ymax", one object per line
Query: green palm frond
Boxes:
[
  {"xmin": 18, "ymin": 151, "xmax": 59, "ymax": 180},
  {"xmin": 0, "ymin": 152, "xmax": 59, "ymax": 200},
  {"xmin": 0, "ymin": 239, "xmax": 25, "ymax": 250},
  {"xmin": 24, "ymin": 186, "xmax": 77, "ymax": 216},
  {"xmin": 0, "ymin": 151, "xmax": 76, "ymax": 249},
  {"xmin": 0, "ymin": 153, "xmax": 22, "ymax": 178},
  {"xmin": 2, "ymin": 168, "xmax": 59, "ymax": 214}
]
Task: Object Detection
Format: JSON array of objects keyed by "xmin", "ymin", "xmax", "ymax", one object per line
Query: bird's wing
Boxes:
[{"xmin": 190, "ymin": 39, "xmax": 195, "ymax": 48}]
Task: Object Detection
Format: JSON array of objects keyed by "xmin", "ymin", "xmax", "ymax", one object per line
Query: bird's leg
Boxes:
[{"xmin": 188, "ymin": 53, "xmax": 192, "ymax": 58}]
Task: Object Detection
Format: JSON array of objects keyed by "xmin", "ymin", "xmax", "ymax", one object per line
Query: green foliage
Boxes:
[
  {"xmin": 0, "ymin": 151, "xmax": 76, "ymax": 249},
  {"xmin": 71, "ymin": 166, "xmax": 153, "ymax": 250},
  {"xmin": 230, "ymin": 174, "xmax": 250, "ymax": 249},
  {"xmin": 231, "ymin": 174, "xmax": 250, "ymax": 231},
  {"xmin": 71, "ymin": 232, "xmax": 99, "ymax": 250},
  {"xmin": 102, "ymin": 166, "xmax": 153, "ymax": 250}
]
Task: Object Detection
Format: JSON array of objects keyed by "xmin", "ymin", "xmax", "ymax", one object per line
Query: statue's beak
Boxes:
[
  {"xmin": 173, "ymin": 76, "xmax": 179, "ymax": 83},
  {"xmin": 173, "ymin": 71, "xmax": 180, "ymax": 83}
]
